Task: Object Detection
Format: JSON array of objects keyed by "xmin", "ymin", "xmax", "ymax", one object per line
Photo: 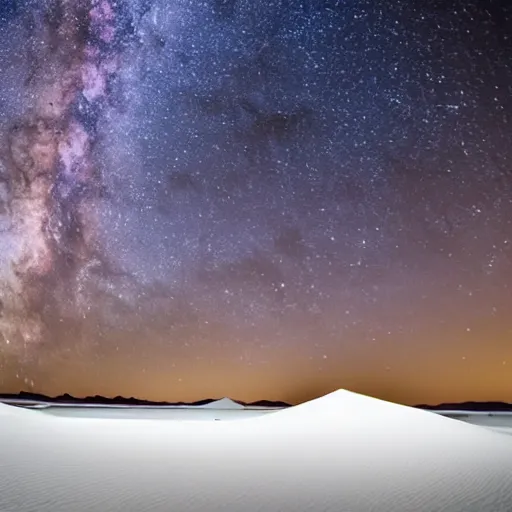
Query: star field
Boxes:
[{"xmin": 0, "ymin": 0, "xmax": 511, "ymax": 405}]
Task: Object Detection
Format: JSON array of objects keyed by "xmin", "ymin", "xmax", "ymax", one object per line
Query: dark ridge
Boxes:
[
  {"xmin": 189, "ymin": 398, "xmax": 217, "ymax": 406},
  {"xmin": 247, "ymin": 400, "xmax": 292, "ymax": 408},
  {"xmin": 0, "ymin": 391, "xmax": 291, "ymax": 408},
  {"xmin": 415, "ymin": 401, "xmax": 512, "ymax": 412}
]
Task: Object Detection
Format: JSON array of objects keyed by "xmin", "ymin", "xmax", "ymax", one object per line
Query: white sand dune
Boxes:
[
  {"xmin": 1, "ymin": 390, "xmax": 512, "ymax": 512},
  {"xmin": 198, "ymin": 397, "xmax": 245, "ymax": 409}
]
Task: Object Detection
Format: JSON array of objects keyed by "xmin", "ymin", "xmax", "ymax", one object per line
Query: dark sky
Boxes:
[{"xmin": 0, "ymin": 0, "xmax": 511, "ymax": 405}]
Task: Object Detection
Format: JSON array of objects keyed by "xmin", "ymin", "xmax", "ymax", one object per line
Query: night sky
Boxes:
[{"xmin": 0, "ymin": 0, "xmax": 511, "ymax": 405}]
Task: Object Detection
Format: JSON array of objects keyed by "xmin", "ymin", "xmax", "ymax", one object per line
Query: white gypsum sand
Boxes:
[
  {"xmin": 198, "ymin": 397, "xmax": 245, "ymax": 409},
  {"xmin": 1, "ymin": 389, "xmax": 512, "ymax": 512}
]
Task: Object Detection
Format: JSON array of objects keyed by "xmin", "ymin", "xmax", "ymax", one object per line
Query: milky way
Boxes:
[
  {"xmin": 0, "ymin": 0, "xmax": 511, "ymax": 404},
  {"xmin": 0, "ymin": 0, "xmax": 122, "ymax": 355}
]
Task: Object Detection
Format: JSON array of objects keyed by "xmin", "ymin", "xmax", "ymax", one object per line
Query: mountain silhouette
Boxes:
[
  {"xmin": 0, "ymin": 391, "xmax": 291, "ymax": 408},
  {"xmin": 414, "ymin": 401, "xmax": 512, "ymax": 412}
]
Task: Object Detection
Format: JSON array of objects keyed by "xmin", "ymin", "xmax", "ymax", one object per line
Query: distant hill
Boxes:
[
  {"xmin": 199, "ymin": 398, "xmax": 245, "ymax": 410},
  {"xmin": 247, "ymin": 399, "xmax": 292, "ymax": 408},
  {"xmin": 0, "ymin": 391, "xmax": 291, "ymax": 408},
  {"xmin": 415, "ymin": 401, "xmax": 512, "ymax": 412}
]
